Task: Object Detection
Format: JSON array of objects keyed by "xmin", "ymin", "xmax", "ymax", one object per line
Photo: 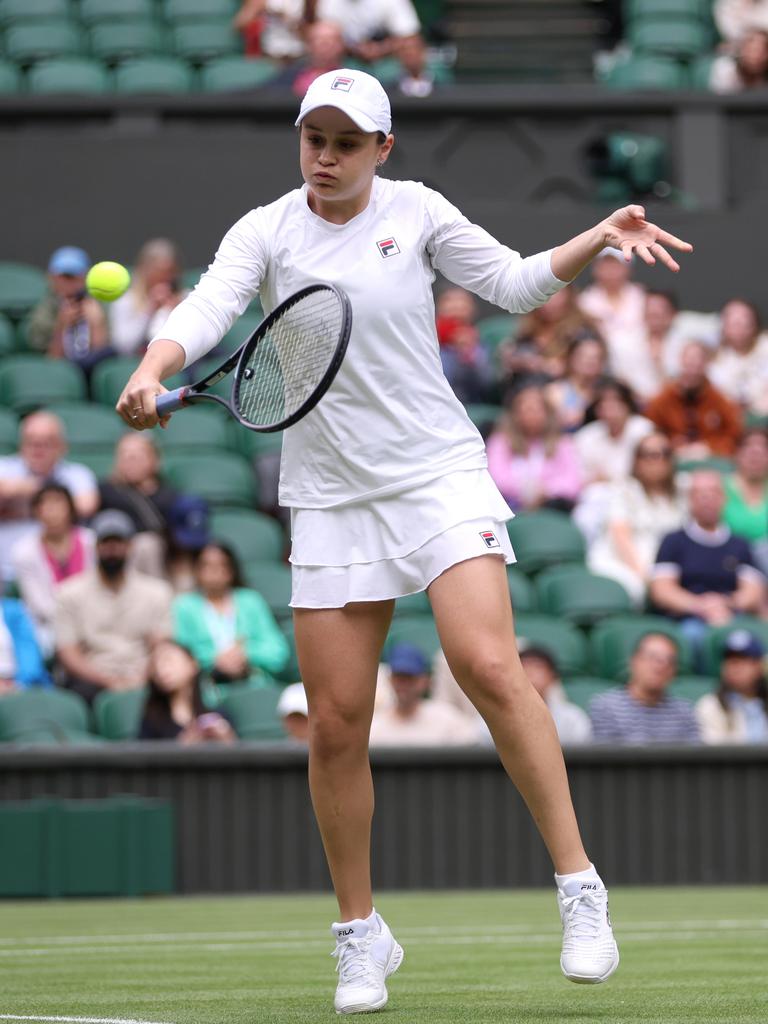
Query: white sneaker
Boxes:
[
  {"xmin": 331, "ymin": 911, "xmax": 404, "ymax": 1014},
  {"xmin": 557, "ymin": 877, "xmax": 619, "ymax": 984}
]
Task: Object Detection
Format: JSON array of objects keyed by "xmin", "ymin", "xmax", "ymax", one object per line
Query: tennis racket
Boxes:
[{"xmin": 155, "ymin": 283, "xmax": 352, "ymax": 432}]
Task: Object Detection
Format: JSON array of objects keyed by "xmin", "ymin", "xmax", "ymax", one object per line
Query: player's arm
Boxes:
[{"xmin": 116, "ymin": 339, "xmax": 186, "ymax": 429}]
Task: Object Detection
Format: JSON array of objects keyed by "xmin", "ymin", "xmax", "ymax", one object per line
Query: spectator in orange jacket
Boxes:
[{"xmin": 644, "ymin": 341, "xmax": 743, "ymax": 459}]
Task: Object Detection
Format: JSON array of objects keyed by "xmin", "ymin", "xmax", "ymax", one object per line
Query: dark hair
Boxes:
[
  {"xmin": 31, "ymin": 480, "xmax": 77, "ymax": 522},
  {"xmin": 142, "ymin": 640, "xmax": 206, "ymax": 735},
  {"xmin": 583, "ymin": 376, "xmax": 638, "ymax": 424},
  {"xmin": 721, "ymin": 297, "xmax": 762, "ymax": 332},
  {"xmin": 646, "ymin": 288, "xmax": 678, "ymax": 310},
  {"xmin": 632, "ymin": 631, "xmax": 679, "ymax": 659},
  {"xmin": 565, "ymin": 331, "xmax": 608, "ymax": 366},
  {"xmin": 194, "ymin": 541, "xmax": 244, "ymax": 589},
  {"xmin": 717, "ymin": 662, "xmax": 768, "ymax": 717}
]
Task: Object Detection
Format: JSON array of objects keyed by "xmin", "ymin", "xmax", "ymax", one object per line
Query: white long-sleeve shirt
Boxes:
[{"xmin": 153, "ymin": 178, "xmax": 566, "ymax": 508}]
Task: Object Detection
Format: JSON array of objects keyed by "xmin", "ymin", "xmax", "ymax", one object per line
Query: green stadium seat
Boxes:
[
  {"xmin": 153, "ymin": 403, "xmax": 230, "ymax": 452},
  {"xmin": 114, "ymin": 56, "xmax": 195, "ymax": 94},
  {"xmin": 463, "ymin": 403, "xmax": 502, "ymax": 434},
  {"xmin": 79, "ymin": 0, "xmax": 154, "ymax": 23},
  {"xmin": 274, "ymin": 621, "xmax": 301, "ymax": 684},
  {"xmin": 180, "ymin": 266, "xmax": 206, "ymax": 290},
  {"xmin": 166, "ymin": 0, "xmax": 237, "ymax": 20},
  {"xmin": 562, "ymin": 676, "xmax": 615, "ymax": 712},
  {"xmin": 477, "ymin": 314, "xmax": 518, "ymax": 350},
  {"xmin": 507, "ymin": 566, "xmax": 535, "ymax": 613},
  {"xmin": 66, "ymin": 448, "xmax": 114, "ymax": 478},
  {"xmin": 602, "ymin": 54, "xmax": 689, "ymax": 90},
  {"xmin": 0, "ymin": 0, "xmax": 72, "ymax": 24},
  {"xmin": 89, "ymin": 21, "xmax": 165, "ymax": 63},
  {"xmin": 0, "ymin": 262, "xmax": 48, "ymax": 318},
  {"xmin": 28, "ymin": 57, "xmax": 110, "ymax": 94},
  {"xmin": 5, "ymin": 22, "xmax": 84, "ymax": 64},
  {"xmin": 218, "ymin": 684, "xmax": 286, "ymax": 740},
  {"xmin": 590, "ymin": 614, "xmax": 690, "ymax": 680},
  {"xmin": 181, "ymin": 358, "xmax": 230, "ymax": 400},
  {"xmin": 689, "ymin": 55, "xmax": 714, "ymax": 90},
  {"xmin": 393, "ymin": 590, "xmax": 432, "ymax": 617},
  {"xmin": 506, "ymin": 510, "xmax": 586, "ymax": 575},
  {"xmin": 90, "ymin": 357, "xmax": 186, "ymax": 408},
  {"xmin": 241, "ymin": 561, "xmax": 292, "ymax": 620},
  {"xmin": 46, "ymin": 401, "xmax": 127, "ymax": 451},
  {"xmin": 627, "ymin": 0, "xmax": 712, "ymax": 19},
  {"xmin": 669, "ymin": 675, "xmax": 717, "ymax": 704},
  {"xmin": 370, "ymin": 56, "xmax": 401, "ymax": 85},
  {"xmin": 163, "ymin": 450, "xmax": 257, "ymax": 508},
  {"xmin": 0, "ymin": 355, "xmax": 86, "ymax": 413},
  {"xmin": 676, "ymin": 456, "xmax": 735, "ymax": 474},
  {"xmin": 209, "ymin": 508, "xmax": 285, "ymax": 564},
  {"xmin": 0, "ymin": 312, "xmax": 15, "ymax": 355},
  {"xmin": 0, "ymin": 60, "xmax": 22, "ymax": 92},
  {"xmin": 0, "ymin": 406, "xmax": 18, "ymax": 454},
  {"xmin": 386, "ymin": 614, "xmax": 442, "ymax": 660},
  {"xmin": 630, "ymin": 19, "xmax": 711, "ymax": 59},
  {"xmin": 172, "ymin": 22, "xmax": 240, "ymax": 63},
  {"xmin": 92, "ymin": 687, "xmax": 146, "ymax": 740},
  {"xmin": 219, "ymin": 310, "xmax": 263, "ymax": 355},
  {"xmin": 534, "ymin": 566, "xmax": 632, "ymax": 626},
  {"xmin": 514, "ymin": 614, "xmax": 589, "ymax": 675},
  {"xmin": 0, "ymin": 688, "xmax": 95, "ymax": 744},
  {"xmin": 701, "ymin": 620, "xmax": 768, "ymax": 677}
]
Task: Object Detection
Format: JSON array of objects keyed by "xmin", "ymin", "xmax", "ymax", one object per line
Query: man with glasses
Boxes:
[{"xmin": 589, "ymin": 632, "xmax": 699, "ymax": 743}]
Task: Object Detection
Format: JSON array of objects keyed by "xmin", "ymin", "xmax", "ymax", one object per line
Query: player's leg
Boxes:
[
  {"xmin": 427, "ymin": 555, "xmax": 619, "ymax": 983},
  {"xmin": 293, "ymin": 599, "xmax": 404, "ymax": 1014}
]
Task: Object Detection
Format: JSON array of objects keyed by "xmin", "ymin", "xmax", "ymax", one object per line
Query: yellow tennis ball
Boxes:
[{"xmin": 85, "ymin": 261, "xmax": 131, "ymax": 302}]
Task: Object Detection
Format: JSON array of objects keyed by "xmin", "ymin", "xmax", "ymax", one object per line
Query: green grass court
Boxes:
[{"xmin": 2, "ymin": 887, "xmax": 766, "ymax": 1023}]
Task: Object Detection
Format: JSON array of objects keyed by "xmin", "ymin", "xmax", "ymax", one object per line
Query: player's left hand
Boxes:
[{"xmin": 602, "ymin": 205, "xmax": 693, "ymax": 272}]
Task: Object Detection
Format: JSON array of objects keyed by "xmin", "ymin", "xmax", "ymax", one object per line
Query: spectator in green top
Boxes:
[
  {"xmin": 172, "ymin": 541, "xmax": 289, "ymax": 690},
  {"xmin": 724, "ymin": 428, "xmax": 768, "ymax": 576}
]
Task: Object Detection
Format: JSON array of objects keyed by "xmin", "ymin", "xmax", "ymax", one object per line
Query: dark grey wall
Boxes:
[
  {"xmin": 1, "ymin": 744, "xmax": 766, "ymax": 892},
  {"xmin": 2, "ymin": 87, "xmax": 766, "ymax": 315}
]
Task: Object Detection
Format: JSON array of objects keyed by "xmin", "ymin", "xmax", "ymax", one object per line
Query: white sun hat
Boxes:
[{"xmin": 295, "ymin": 68, "xmax": 392, "ymax": 135}]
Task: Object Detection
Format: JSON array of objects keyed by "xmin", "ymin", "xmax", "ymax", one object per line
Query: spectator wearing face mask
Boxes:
[{"xmin": 54, "ymin": 510, "xmax": 172, "ymax": 705}]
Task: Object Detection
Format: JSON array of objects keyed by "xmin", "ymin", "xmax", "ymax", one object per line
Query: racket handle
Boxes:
[{"xmin": 156, "ymin": 387, "xmax": 188, "ymax": 416}]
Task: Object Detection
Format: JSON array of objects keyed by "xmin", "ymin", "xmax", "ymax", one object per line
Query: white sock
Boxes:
[
  {"xmin": 555, "ymin": 862, "xmax": 601, "ymax": 887},
  {"xmin": 366, "ymin": 907, "xmax": 379, "ymax": 930}
]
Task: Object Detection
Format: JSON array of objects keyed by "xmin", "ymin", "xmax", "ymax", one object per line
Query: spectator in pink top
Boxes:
[
  {"xmin": 285, "ymin": 20, "xmax": 346, "ymax": 97},
  {"xmin": 486, "ymin": 384, "xmax": 583, "ymax": 512}
]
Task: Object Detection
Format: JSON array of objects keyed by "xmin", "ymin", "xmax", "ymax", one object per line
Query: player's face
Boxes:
[{"xmin": 300, "ymin": 107, "xmax": 391, "ymax": 210}]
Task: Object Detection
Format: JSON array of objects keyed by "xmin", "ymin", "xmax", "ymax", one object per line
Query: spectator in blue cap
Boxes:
[
  {"xmin": 369, "ymin": 642, "xmax": 480, "ymax": 746},
  {"xmin": 27, "ymin": 245, "xmax": 109, "ymax": 371},
  {"xmin": 696, "ymin": 629, "xmax": 768, "ymax": 743}
]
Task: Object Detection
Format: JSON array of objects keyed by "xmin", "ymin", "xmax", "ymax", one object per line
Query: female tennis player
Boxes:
[{"xmin": 117, "ymin": 70, "xmax": 692, "ymax": 1015}]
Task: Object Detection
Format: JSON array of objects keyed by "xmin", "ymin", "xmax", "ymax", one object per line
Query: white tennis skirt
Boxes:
[{"xmin": 289, "ymin": 467, "xmax": 516, "ymax": 608}]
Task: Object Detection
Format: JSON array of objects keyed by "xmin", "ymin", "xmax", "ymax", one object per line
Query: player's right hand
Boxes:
[{"xmin": 116, "ymin": 372, "xmax": 169, "ymax": 431}]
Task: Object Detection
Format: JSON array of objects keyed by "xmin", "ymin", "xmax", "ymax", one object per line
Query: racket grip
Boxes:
[{"xmin": 156, "ymin": 387, "xmax": 188, "ymax": 416}]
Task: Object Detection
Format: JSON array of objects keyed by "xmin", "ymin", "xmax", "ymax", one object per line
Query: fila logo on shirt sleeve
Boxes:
[
  {"xmin": 377, "ymin": 237, "xmax": 401, "ymax": 258},
  {"xmin": 480, "ymin": 530, "xmax": 500, "ymax": 548},
  {"xmin": 331, "ymin": 75, "xmax": 355, "ymax": 91}
]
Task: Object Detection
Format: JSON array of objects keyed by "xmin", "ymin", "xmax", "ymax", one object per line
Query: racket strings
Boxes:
[{"xmin": 237, "ymin": 290, "xmax": 344, "ymax": 428}]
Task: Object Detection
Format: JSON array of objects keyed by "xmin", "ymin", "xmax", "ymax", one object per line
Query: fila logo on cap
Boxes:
[
  {"xmin": 331, "ymin": 75, "xmax": 355, "ymax": 91},
  {"xmin": 377, "ymin": 237, "xmax": 400, "ymax": 258},
  {"xmin": 480, "ymin": 530, "xmax": 500, "ymax": 548}
]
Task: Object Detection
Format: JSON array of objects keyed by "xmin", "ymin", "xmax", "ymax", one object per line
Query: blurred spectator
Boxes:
[
  {"xmin": 369, "ymin": 643, "xmax": 479, "ymax": 746},
  {"xmin": 545, "ymin": 334, "xmax": 607, "ymax": 432},
  {"xmin": 235, "ymin": 0, "xmax": 307, "ymax": 61},
  {"xmin": 645, "ymin": 341, "xmax": 743, "ymax": 459},
  {"xmin": 0, "ymin": 594, "xmax": 51, "ymax": 693},
  {"xmin": 278, "ymin": 20, "xmax": 345, "ymax": 96},
  {"xmin": 498, "ymin": 286, "xmax": 598, "ymax": 384},
  {"xmin": 650, "ymin": 471, "xmax": 765, "ymax": 668},
  {"xmin": 109, "ymin": 239, "xmax": 185, "ymax": 356},
  {"xmin": 708, "ymin": 299, "xmax": 768, "ymax": 416},
  {"xmin": 519, "ymin": 645, "xmax": 592, "ymax": 745},
  {"xmin": 577, "ymin": 248, "xmax": 645, "ymax": 362},
  {"xmin": 435, "ymin": 287, "xmax": 476, "ymax": 347},
  {"xmin": 0, "ymin": 412, "xmax": 98, "ymax": 581},
  {"xmin": 589, "ymin": 632, "xmax": 699, "ymax": 744},
  {"xmin": 139, "ymin": 639, "xmax": 235, "ymax": 743},
  {"xmin": 695, "ymin": 628, "xmax": 768, "ymax": 743},
  {"xmin": 27, "ymin": 247, "xmax": 109, "ymax": 372},
  {"xmin": 486, "ymin": 385, "xmax": 583, "ymax": 511},
  {"xmin": 317, "ymin": 0, "xmax": 421, "ymax": 62},
  {"xmin": 723, "ymin": 428, "xmax": 768, "ymax": 575},
  {"xmin": 11, "ymin": 483, "xmax": 95, "ymax": 657},
  {"xmin": 54, "ymin": 510, "xmax": 173, "ymax": 704},
  {"xmin": 395, "ymin": 33, "xmax": 436, "ymax": 97},
  {"xmin": 277, "ymin": 681, "xmax": 309, "ymax": 742},
  {"xmin": 575, "ymin": 379, "xmax": 653, "ymax": 485},
  {"xmin": 610, "ymin": 289, "xmax": 680, "ymax": 401},
  {"xmin": 172, "ymin": 542, "xmax": 289, "ymax": 691},
  {"xmin": 710, "ymin": 28, "xmax": 768, "ymax": 92},
  {"xmin": 587, "ymin": 432, "xmax": 686, "ymax": 606},
  {"xmin": 715, "ymin": 0, "xmax": 768, "ymax": 41},
  {"xmin": 434, "ymin": 287, "xmax": 493, "ymax": 402}
]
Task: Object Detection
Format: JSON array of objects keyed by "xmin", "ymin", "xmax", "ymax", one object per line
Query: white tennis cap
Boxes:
[{"xmin": 295, "ymin": 69, "xmax": 392, "ymax": 135}]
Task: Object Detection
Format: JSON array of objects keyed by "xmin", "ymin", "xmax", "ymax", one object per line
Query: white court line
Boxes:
[{"xmin": 0, "ymin": 1016, "xmax": 173, "ymax": 1024}]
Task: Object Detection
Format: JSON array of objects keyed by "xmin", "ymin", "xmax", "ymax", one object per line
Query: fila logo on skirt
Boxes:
[
  {"xmin": 377, "ymin": 237, "xmax": 401, "ymax": 258},
  {"xmin": 480, "ymin": 530, "xmax": 500, "ymax": 548}
]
